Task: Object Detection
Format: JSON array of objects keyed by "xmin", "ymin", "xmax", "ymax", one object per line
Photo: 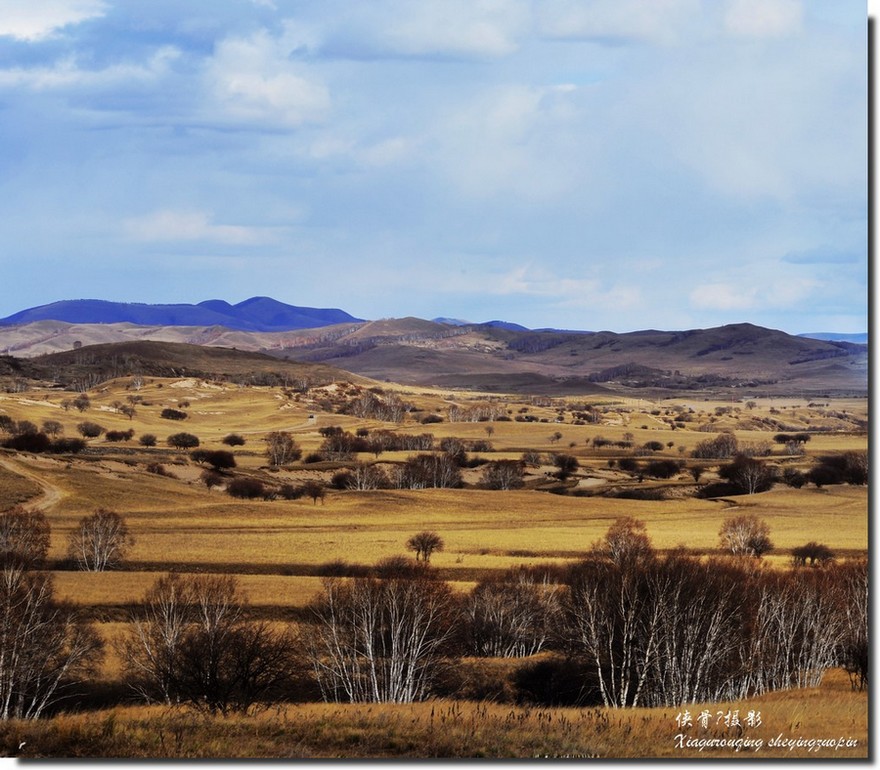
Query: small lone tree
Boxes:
[
  {"xmin": 406, "ymin": 531, "xmax": 444, "ymax": 563},
  {"xmin": 718, "ymin": 514, "xmax": 772, "ymax": 558},
  {"xmin": 68, "ymin": 509, "xmax": 134, "ymax": 571},
  {"xmin": 595, "ymin": 516, "xmax": 653, "ymax": 566},
  {"xmin": 264, "ymin": 431, "xmax": 302, "ymax": 466},
  {"xmin": 299, "ymin": 480, "xmax": 326, "ymax": 505}
]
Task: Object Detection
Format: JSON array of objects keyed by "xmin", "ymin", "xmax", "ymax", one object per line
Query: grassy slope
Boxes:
[{"xmin": 0, "ymin": 670, "xmax": 867, "ymax": 759}]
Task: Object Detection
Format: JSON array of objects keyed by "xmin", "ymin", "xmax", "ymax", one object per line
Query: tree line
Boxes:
[{"xmin": 0, "ymin": 508, "xmax": 865, "ymax": 718}]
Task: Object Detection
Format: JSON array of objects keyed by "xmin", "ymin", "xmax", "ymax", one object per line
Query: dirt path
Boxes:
[{"xmin": 0, "ymin": 455, "xmax": 66, "ymax": 512}]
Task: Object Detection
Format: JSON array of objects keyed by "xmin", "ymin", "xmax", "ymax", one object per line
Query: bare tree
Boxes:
[
  {"xmin": 396, "ymin": 454, "xmax": 461, "ymax": 489},
  {"xmin": 406, "ymin": 531, "xmax": 444, "ymax": 563},
  {"xmin": 0, "ymin": 565, "xmax": 102, "ymax": 719},
  {"xmin": 0, "ymin": 507, "xmax": 50, "ymax": 568},
  {"xmin": 264, "ymin": 431, "xmax": 302, "ymax": 466},
  {"xmin": 596, "ymin": 517, "xmax": 653, "ymax": 567},
  {"xmin": 480, "ymin": 460, "xmax": 525, "ymax": 490},
  {"xmin": 564, "ymin": 557, "xmax": 666, "ymax": 708},
  {"xmin": 119, "ymin": 573, "xmax": 295, "ymax": 713},
  {"xmin": 718, "ymin": 515, "xmax": 772, "ymax": 558},
  {"xmin": 837, "ymin": 560, "xmax": 868, "ymax": 691},
  {"xmin": 719, "ymin": 456, "xmax": 776, "ymax": 494},
  {"xmin": 743, "ymin": 570, "xmax": 843, "ymax": 693},
  {"xmin": 341, "ymin": 462, "xmax": 389, "ymax": 491},
  {"xmin": 307, "ymin": 573, "xmax": 454, "ymax": 702},
  {"xmin": 68, "ymin": 509, "xmax": 134, "ymax": 571},
  {"xmin": 464, "ymin": 569, "xmax": 560, "ymax": 657}
]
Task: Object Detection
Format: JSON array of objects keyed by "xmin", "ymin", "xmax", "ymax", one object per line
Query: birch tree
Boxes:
[
  {"xmin": 0, "ymin": 566, "xmax": 102, "ymax": 719},
  {"xmin": 307, "ymin": 574, "xmax": 454, "ymax": 703},
  {"xmin": 68, "ymin": 509, "xmax": 134, "ymax": 571}
]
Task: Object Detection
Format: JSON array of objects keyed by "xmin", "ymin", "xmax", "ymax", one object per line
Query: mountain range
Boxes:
[
  {"xmin": 0, "ymin": 298, "xmax": 868, "ymax": 396},
  {"xmin": 0, "ymin": 297, "xmax": 362, "ymax": 332}
]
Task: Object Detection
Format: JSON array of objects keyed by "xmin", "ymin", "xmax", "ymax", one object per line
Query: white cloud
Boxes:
[
  {"xmin": 317, "ymin": 0, "xmax": 529, "ymax": 59},
  {"xmin": 689, "ymin": 283, "xmax": 756, "ymax": 311},
  {"xmin": 539, "ymin": 0, "xmax": 701, "ymax": 45},
  {"xmin": 379, "ymin": 0, "xmax": 528, "ymax": 58},
  {"xmin": 0, "ymin": 0, "xmax": 106, "ymax": 42},
  {"xmin": 203, "ymin": 28, "xmax": 330, "ymax": 128},
  {"xmin": 690, "ymin": 276, "xmax": 817, "ymax": 312},
  {"xmin": 0, "ymin": 47, "xmax": 179, "ymax": 90},
  {"xmin": 490, "ymin": 265, "xmax": 641, "ymax": 312},
  {"xmin": 724, "ymin": 0, "xmax": 803, "ymax": 38},
  {"xmin": 436, "ymin": 83, "xmax": 588, "ymax": 199},
  {"xmin": 123, "ymin": 210, "xmax": 275, "ymax": 246}
]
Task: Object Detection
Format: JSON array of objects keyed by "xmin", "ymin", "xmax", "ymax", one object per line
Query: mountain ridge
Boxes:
[{"xmin": 0, "ymin": 297, "xmax": 362, "ymax": 332}]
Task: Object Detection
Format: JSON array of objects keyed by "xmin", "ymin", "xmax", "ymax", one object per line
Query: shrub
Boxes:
[
  {"xmin": 692, "ymin": 432, "xmax": 738, "ymax": 459},
  {"xmin": 167, "ymin": 432, "xmax": 200, "ymax": 449},
  {"xmin": 277, "ymin": 483, "xmax": 302, "ymax": 500},
  {"xmin": 791, "ymin": 542, "xmax": 834, "ymax": 567},
  {"xmin": 226, "ymin": 477, "xmax": 266, "ymax": 499},
  {"xmin": 160, "ymin": 408, "xmax": 188, "ymax": 421},
  {"xmin": 139, "ymin": 434, "xmax": 157, "ymax": 447},
  {"xmin": 77, "ymin": 421, "xmax": 105, "ymax": 439},
  {"xmin": 3, "ymin": 432, "xmax": 51, "ymax": 453},
  {"xmin": 145, "ymin": 462, "xmax": 175, "ymax": 477},
  {"xmin": 105, "ymin": 429, "xmax": 135, "ymax": 442},
  {"xmin": 49, "ymin": 437, "xmax": 86, "ymax": 454},
  {"xmin": 643, "ymin": 459, "xmax": 680, "ymax": 479},
  {"xmin": 222, "ymin": 434, "xmax": 246, "ymax": 447},
  {"xmin": 201, "ymin": 470, "xmax": 225, "ymax": 489},
  {"xmin": 191, "ymin": 449, "xmax": 236, "ymax": 471},
  {"xmin": 617, "ymin": 457, "xmax": 639, "ymax": 473}
]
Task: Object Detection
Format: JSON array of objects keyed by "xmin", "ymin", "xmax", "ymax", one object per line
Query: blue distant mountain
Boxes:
[
  {"xmin": 798, "ymin": 332, "xmax": 867, "ymax": 344},
  {"xmin": 432, "ymin": 317, "xmax": 531, "ymax": 331},
  {"xmin": 0, "ymin": 297, "xmax": 362, "ymax": 332}
]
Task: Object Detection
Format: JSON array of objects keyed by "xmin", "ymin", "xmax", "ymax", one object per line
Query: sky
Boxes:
[{"xmin": 0, "ymin": 0, "xmax": 868, "ymax": 333}]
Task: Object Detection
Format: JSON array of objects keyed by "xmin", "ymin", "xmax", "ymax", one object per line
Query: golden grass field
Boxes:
[
  {"xmin": 0, "ymin": 375, "xmax": 868, "ymax": 758},
  {"xmin": 0, "ymin": 668, "xmax": 866, "ymax": 759}
]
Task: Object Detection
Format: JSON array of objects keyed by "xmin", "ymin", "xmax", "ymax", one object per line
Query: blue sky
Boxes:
[{"xmin": 0, "ymin": 0, "xmax": 867, "ymax": 333}]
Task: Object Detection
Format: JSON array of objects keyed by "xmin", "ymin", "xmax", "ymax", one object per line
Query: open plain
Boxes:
[{"xmin": 0, "ymin": 344, "xmax": 868, "ymax": 759}]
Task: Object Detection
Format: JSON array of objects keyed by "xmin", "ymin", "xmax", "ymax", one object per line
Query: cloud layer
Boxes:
[{"xmin": 0, "ymin": 0, "xmax": 867, "ymax": 333}]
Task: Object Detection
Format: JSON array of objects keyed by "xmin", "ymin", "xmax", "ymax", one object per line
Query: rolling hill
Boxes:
[
  {"xmin": 1, "ymin": 340, "xmax": 366, "ymax": 390},
  {"xmin": 0, "ymin": 298, "xmax": 867, "ymax": 396}
]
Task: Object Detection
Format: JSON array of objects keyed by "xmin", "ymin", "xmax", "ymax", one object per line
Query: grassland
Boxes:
[
  {"xmin": 0, "ymin": 669, "xmax": 866, "ymax": 759},
  {"xmin": 0, "ymin": 372, "xmax": 868, "ymax": 759}
]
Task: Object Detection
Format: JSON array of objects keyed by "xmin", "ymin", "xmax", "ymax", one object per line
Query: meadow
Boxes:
[{"xmin": 0, "ymin": 373, "xmax": 868, "ymax": 758}]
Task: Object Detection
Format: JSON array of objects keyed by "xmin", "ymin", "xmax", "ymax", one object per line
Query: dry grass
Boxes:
[
  {"xmin": 0, "ymin": 669, "xmax": 865, "ymax": 759},
  {"xmin": 0, "ymin": 461, "xmax": 42, "ymax": 508},
  {"xmin": 0, "ymin": 380, "xmax": 868, "ymax": 759},
  {"xmin": 31, "ymin": 481, "xmax": 866, "ymax": 571}
]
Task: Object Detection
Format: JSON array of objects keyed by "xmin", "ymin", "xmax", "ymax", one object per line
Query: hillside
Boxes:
[
  {"xmin": 0, "ymin": 317, "xmax": 867, "ymax": 397},
  {"xmin": 6, "ymin": 340, "xmax": 366, "ymax": 390},
  {"xmin": 276, "ymin": 320, "xmax": 867, "ymax": 395}
]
